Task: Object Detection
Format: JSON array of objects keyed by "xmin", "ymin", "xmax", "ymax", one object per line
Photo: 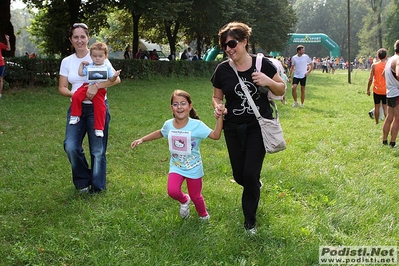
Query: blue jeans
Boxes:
[{"xmin": 64, "ymin": 101, "xmax": 110, "ymax": 192}]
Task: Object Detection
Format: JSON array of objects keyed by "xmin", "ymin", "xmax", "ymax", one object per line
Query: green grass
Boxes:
[{"xmin": 1, "ymin": 70, "xmax": 398, "ymax": 265}]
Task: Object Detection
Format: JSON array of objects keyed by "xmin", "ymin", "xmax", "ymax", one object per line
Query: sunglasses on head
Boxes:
[
  {"xmin": 222, "ymin": 40, "xmax": 239, "ymax": 50},
  {"xmin": 72, "ymin": 23, "xmax": 88, "ymax": 29}
]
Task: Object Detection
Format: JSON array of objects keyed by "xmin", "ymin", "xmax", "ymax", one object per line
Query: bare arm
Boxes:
[
  {"xmin": 251, "ymin": 71, "xmax": 286, "ymax": 96},
  {"xmin": 108, "ymin": 69, "xmax": 121, "ymax": 82},
  {"xmin": 78, "ymin": 61, "xmax": 88, "ymax": 76},
  {"xmin": 86, "ymin": 75, "xmax": 121, "ymax": 100},
  {"xmin": 289, "ymin": 65, "xmax": 294, "ymax": 79},
  {"xmin": 4, "ymin": 35, "xmax": 10, "ymax": 51},
  {"xmin": 58, "ymin": 75, "xmax": 73, "ymax": 98},
  {"xmin": 306, "ymin": 62, "xmax": 313, "ymax": 75},
  {"xmin": 131, "ymin": 129, "xmax": 163, "ymax": 149},
  {"xmin": 396, "ymin": 58, "xmax": 399, "ymax": 78},
  {"xmin": 208, "ymin": 104, "xmax": 225, "ymax": 140},
  {"xmin": 367, "ymin": 64, "xmax": 375, "ymax": 96}
]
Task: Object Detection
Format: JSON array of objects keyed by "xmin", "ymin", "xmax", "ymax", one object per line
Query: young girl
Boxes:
[{"xmin": 131, "ymin": 90, "xmax": 225, "ymax": 220}]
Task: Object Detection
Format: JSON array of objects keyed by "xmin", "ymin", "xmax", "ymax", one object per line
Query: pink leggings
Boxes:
[{"xmin": 167, "ymin": 172, "xmax": 208, "ymax": 217}]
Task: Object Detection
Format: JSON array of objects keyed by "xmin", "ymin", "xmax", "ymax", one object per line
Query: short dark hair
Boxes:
[
  {"xmin": 218, "ymin": 22, "xmax": 252, "ymax": 52},
  {"xmin": 377, "ymin": 48, "xmax": 387, "ymax": 60},
  {"xmin": 296, "ymin": 45, "xmax": 304, "ymax": 52}
]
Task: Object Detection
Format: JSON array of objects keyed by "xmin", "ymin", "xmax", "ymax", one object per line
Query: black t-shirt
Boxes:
[{"xmin": 211, "ymin": 55, "xmax": 277, "ymax": 124}]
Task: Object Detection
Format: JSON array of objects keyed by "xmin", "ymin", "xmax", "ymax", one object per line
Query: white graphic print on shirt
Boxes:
[
  {"xmin": 233, "ymin": 77, "xmax": 260, "ymax": 116},
  {"xmin": 168, "ymin": 130, "xmax": 191, "ymax": 155}
]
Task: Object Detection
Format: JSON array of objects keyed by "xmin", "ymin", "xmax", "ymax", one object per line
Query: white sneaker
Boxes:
[
  {"xmin": 95, "ymin": 130, "xmax": 104, "ymax": 137},
  {"xmin": 292, "ymin": 102, "xmax": 298, "ymax": 107},
  {"xmin": 0, "ymin": 94, "xmax": 2, "ymax": 98},
  {"xmin": 246, "ymin": 227, "xmax": 256, "ymax": 235},
  {"xmin": 300, "ymin": 103, "xmax": 304, "ymax": 107},
  {"xmin": 369, "ymin": 110, "xmax": 374, "ymax": 119},
  {"xmin": 199, "ymin": 214, "xmax": 210, "ymax": 221},
  {"xmin": 180, "ymin": 195, "xmax": 191, "ymax": 218},
  {"xmin": 78, "ymin": 187, "xmax": 90, "ymax": 194},
  {"xmin": 69, "ymin": 116, "xmax": 80, "ymax": 125}
]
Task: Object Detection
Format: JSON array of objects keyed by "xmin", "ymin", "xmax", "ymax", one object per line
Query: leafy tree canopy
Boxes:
[{"xmin": 15, "ymin": 0, "xmax": 297, "ymax": 58}]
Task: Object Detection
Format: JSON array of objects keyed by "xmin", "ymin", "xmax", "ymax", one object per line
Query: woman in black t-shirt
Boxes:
[{"xmin": 211, "ymin": 22, "xmax": 285, "ymax": 235}]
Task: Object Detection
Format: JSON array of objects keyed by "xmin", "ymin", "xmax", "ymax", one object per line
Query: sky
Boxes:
[{"xmin": 11, "ymin": 0, "xmax": 27, "ymax": 10}]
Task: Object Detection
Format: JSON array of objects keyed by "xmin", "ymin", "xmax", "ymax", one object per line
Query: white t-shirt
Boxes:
[
  {"xmin": 59, "ymin": 52, "xmax": 113, "ymax": 103},
  {"xmin": 292, "ymin": 54, "xmax": 311, "ymax": 79},
  {"xmin": 385, "ymin": 55, "xmax": 399, "ymax": 98}
]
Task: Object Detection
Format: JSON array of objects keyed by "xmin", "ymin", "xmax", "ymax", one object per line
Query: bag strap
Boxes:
[
  {"xmin": 229, "ymin": 59, "xmax": 262, "ymax": 120},
  {"xmin": 229, "ymin": 59, "xmax": 279, "ymax": 120},
  {"xmin": 255, "ymin": 53, "xmax": 263, "ymax": 73}
]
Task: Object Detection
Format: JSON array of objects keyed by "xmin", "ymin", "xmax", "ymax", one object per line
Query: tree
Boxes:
[
  {"xmin": 182, "ymin": 0, "xmax": 238, "ymax": 57},
  {"xmin": 116, "ymin": 0, "xmax": 153, "ymax": 58},
  {"xmin": 157, "ymin": 0, "xmax": 192, "ymax": 59},
  {"xmin": 29, "ymin": 1, "xmax": 71, "ymax": 57},
  {"xmin": 290, "ymin": 0, "xmax": 368, "ymax": 61},
  {"xmin": 370, "ymin": 0, "xmax": 384, "ymax": 48},
  {"xmin": 14, "ymin": 0, "xmax": 390, "ymax": 63},
  {"xmin": 357, "ymin": 0, "xmax": 390, "ymax": 58},
  {"xmin": 384, "ymin": 0, "xmax": 399, "ymax": 55},
  {"xmin": 11, "ymin": 7, "xmax": 37, "ymax": 56},
  {"xmin": 0, "ymin": 0, "xmax": 16, "ymax": 57},
  {"xmin": 97, "ymin": 8, "xmax": 133, "ymax": 52},
  {"xmin": 27, "ymin": 0, "xmax": 113, "ymax": 56},
  {"xmin": 136, "ymin": 0, "xmax": 191, "ymax": 59},
  {"xmin": 248, "ymin": 0, "xmax": 297, "ymax": 53}
]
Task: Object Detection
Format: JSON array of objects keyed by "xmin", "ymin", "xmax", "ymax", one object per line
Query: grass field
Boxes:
[{"xmin": 1, "ymin": 69, "xmax": 398, "ymax": 265}]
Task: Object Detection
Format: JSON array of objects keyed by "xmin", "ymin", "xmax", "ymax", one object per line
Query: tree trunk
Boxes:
[
  {"xmin": 131, "ymin": 13, "xmax": 141, "ymax": 58},
  {"xmin": 164, "ymin": 20, "xmax": 179, "ymax": 59},
  {"xmin": 195, "ymin": 33, "xmax": 202, "ymax": 59},
  {"xmin": 377, "ymin": 12, "xmax": 382, "ymax": 48},
  {"xmin": 0, "ymin": 0, "xmax": 15, "ymax": 57}
]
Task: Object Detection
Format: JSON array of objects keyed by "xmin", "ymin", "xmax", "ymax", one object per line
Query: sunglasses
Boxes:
[
  {"xmin": 221, "ymin": 40, "xmax": 239, "ymax": 50},
  {"xmin": 72, "ymin": 23, "xmax": 88, "ymax": 29}
]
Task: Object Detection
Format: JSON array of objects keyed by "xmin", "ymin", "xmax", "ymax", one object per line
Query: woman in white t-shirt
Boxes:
[{"xmin": 58, "ymin": 23, "xmax": 120, "ymax": 194}]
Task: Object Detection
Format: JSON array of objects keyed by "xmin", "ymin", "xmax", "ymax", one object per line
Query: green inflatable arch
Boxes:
[
  {"xmin": 203, "ymin": 33, "xmax": 340, "ymax": 61},
  {"xmin": 287, "ymin": 33, "xmax": 340, "ymax": 58},
  {"xmin": 203, "ymin": 47, "xmax": 220, "ymax": 62}
]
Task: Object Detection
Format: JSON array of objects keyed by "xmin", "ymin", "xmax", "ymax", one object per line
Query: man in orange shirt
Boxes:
[{"xmin": 367, "ymin": 48, "xmax": 388, "ymax": 124}]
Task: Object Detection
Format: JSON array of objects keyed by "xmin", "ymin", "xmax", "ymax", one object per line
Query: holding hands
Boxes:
[{"xmin": 213, "ymin": 103, "xmax": 226, "ymax": 119}]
